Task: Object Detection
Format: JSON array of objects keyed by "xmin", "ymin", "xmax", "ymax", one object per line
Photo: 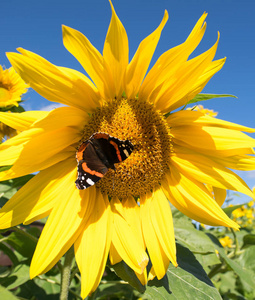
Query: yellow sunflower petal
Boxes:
[
  {"xmin": 0, "ymin": 128, "xmax": 44, "ymax": 165},
  {"xmin": 139, "ymin": 12, "xmax": 207, "ymax": 102},
  {"xmin": 171, "ymin": 147, "xmax": 254, "ymax": 198},
  {"xmin": 30, "ymin": 184, "xmax": 96, "ymax": 278},
  {"xmin": 180, "ymin": 58, "xmax": 226, "ymax": 104},
  {"xmin": 213, "ymin": 187, "xmax": 227, "ymax": 207},
  {"xmin": 19, "ymin": 47, "xmax": 100, "ymax": 106},
  {"xmin": 8, "ymin": 127, "xmax": 79, "ymax": 169},
  {"xmin": 148, "ymin": 267, "xmax": 156, "ymax": 281},
  {"xmin": 0, "ymin": 159, "xmax": 75, "ymax": 228},
  {"xmin": 151, "ymin": 188, "xmax": 177, "ymax": 266},
  {"xmin": 75, "ymin": 192, "xmax": 112, "ymax": 299},
  {"xmin": 111, "ymin": 197, "xmax": 148, "ymax": 274},
  {"xmin": 7, "ymin": 50, "xmax": 99, "ymax": 112},
  {"xmin": 0, "ymin": 144, "xmax": 27, "ymax": 166},
  {"xmin": 213, "ymin": 154, "xmax": 255, "ymax": 171},
  {"xmin": 31, "ymin": 106, "xmax": 89, "ymax": 132},
  {"xmin": 168, "ymin": 110, "xmax": 255, "ymax": 133},
  {"xmin": 0, "ymin": 128, "xmax": 43, "ymax": 148},
  {"xmin": 62, "ymin": 25, "xmax": 114, "ymax": 100},
  {"xmin": 122, "ymin": 196, "xmax": 145, "ymax": 249},
  {"xmin": 140, "ymin": 193, "xmax": 171, "ymax": 279},
  {"xmin": 155, "ymin": 33, "xmax": 220, "ymax": 112},
  {"xmin": 162, "ymin": 166, "xmax": 239, "ymax": 229},
  {"xmin": 0, "ymin": 147, "xmax": 73, "ymax": 181},
  {"xmin": 135, "ymin": 270, "xmax": 148, "ymax": 286},
  {"xmin": 103, "ymin": 0, "xmax": 128, "ymax": 98},
  {"xmin": 0, "ymin": 111, "xmax": 49, "ymax": 131},
  {"xmin": 171, "ymin": 124, "xmax": 255, "ymax": 156},
  {"xmin": 125, "ymin": 10, "xmax": 168, "ymax": 99},
  {"xmin": 109, "ymin": 242, "xmax": 122, "ymax": 265}
]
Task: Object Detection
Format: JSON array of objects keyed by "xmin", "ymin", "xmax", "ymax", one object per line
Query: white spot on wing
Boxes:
[
  {"xmin": 86, "ymin": 178, "xmax": 94, "ymax": 186},
  {"xmin": 123, "ymin": 149, "xmax": 129, "ymax": 157}
]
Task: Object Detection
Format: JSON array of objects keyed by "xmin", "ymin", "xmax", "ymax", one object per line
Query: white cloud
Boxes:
[{"xmin": 246, "ymin": 170, "xmax": 255, "ymax": 179}]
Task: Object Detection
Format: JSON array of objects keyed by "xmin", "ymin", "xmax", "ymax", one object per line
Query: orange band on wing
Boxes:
[
  {"xmin": 109, "ymin": 140, "xmax": 122, "ymax": 162},
  {"xmin": 76, "ymin": 143, "xmax": 87, "ymax": 161},
  {"xmin": 82, "ymin": 162, "xmax": 104, "ymax": 178}
]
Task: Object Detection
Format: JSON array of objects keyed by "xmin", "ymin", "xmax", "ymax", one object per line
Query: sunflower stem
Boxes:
[
  {"xmin": 60, "ymin": 246, "xmax": 74, "ymax": 300},
  {"xmin": 230, "ymin": 228, "xmax": 239, "ymax": 257}
]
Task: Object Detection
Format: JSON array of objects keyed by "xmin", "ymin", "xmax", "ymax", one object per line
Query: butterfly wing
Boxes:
[
  {"xmin": 75, "ymin": 141, "xmax": 108, "ymax": 189},
  {"xmin": 92, "ymin": 133, "xmax": 134, "ymax": 165},
  {"xmin": 75, "ymin": 133, "xmax": 134, "ymax": 190}
]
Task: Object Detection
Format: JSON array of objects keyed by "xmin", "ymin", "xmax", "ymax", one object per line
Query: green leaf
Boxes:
[
  {"xmin": 0, "ymin": 105, "xmax": 25, "ymax": 113},
  {"xmin": 216, "ymin": 271, "xmax": 236, "ymax": 295},
  {"xmin": 0, "ymin": 263, "xmax": 30, "ymax": 290},
  {"xmin": 0, "ymin": 166, "xmax": 12, "ymax": 173},
  {"xmin": 194, "ymin": 253, "xmax": 221, "ymax": 273},
  {"xmin": 34, "ymin": 275, "xmax": 61, "ymax": 296},
  {"xmin": 0, "ymin": 285, "xmax": 19, "ymax": 300},
  {"xmin": 11, "ymin": 279, "xmax": 59, "ymax": 300},
  {"xmin": 0, "ymin": 243, "xmax": 19, "ymax": 267},
  {"xmin": 0, "ymin": 175, "xmax": 34, "ymax": 207},
  {"xmin": 207, "ymin": 233, "xmax": 255, "ymax": 289},
  {"xmin": 175, "ymin": 226, "xmax": 217, "ymax": 254},
  {"xmin": 187, "ymin": 93, "xmax": 237, "ymax": 105},
  {"xmin": 10, "ymin": 174, "xmax": 34, "ymax": 189},
  {"xmin": 237, "ymin": 245, "xmax": 255, "ymax": 273},
  {"xmin": 0, "ymin": 182, "xmax": 17, "ymax": 206},
  {"xmin": 110, "ymin": 260, "xmax": 146, "ymax": 293},
  {"xmin": 242, "ymin": 234, "xmax": 255, "ymax": 249},
  {"xmin": 145, "ymin": 244, "xmax": 222, "ymax": 300},
  {"xmin": 173, "ymin": 210, "xmax": 216, "ymax": 254},
  {"xmin": 223, "ymin": 203, "xmax": 246, "ymax": 217},
  {"xmin": 10, "ymin": 105, "xmax": 25, "ymax": 113},
  {"xmin": 6, "ymin": 229, "xmax": 37, "ymax": 259},
  {"xmin": 96, "ymin": 282, "xmax": 137, "ymax": 300}
]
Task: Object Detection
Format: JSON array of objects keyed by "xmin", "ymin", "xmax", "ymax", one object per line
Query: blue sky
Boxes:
[{"xmin": 1, "ymin": 0, "xmax": 255, "ymax": 201}]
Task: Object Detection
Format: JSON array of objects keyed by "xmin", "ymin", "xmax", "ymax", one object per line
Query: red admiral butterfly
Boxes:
[{"xmin": 75, "ymin": 132, "xmax": 134, "ymax": 189}]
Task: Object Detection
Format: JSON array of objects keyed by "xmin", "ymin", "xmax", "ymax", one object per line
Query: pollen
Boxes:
[{"xmin": 82, "ymin": 98, "xmax": 172, "ymax": 199}]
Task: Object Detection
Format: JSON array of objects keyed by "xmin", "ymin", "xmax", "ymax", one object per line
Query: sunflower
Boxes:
[
  {"xmin": 0, "ymin": 65, "xmax": 28, "ymax": 140},
  {"xmin": 0, "ymin": 65, "xmax": 28, "ymax": 108},
  {"xmin": 219, "ymin": 236, "xmax": 233, "ymax": 248},
  {"xmin": 0, "ymin": 1, "xmax": 255, "ymax": 298}
]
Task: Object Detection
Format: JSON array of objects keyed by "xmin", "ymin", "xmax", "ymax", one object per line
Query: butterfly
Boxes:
[{"xmin": 75, "ymin": 132, "xmax": 133, "ymax": 189}]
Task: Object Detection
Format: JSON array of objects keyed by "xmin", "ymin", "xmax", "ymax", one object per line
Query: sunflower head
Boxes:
[
  {"xmin": 0, "ymin": 65, "xmax": 28, "ymax": 108},
  {"xmin": 80, "ymin": 97, "xmax": 172, "ymax": 199}
]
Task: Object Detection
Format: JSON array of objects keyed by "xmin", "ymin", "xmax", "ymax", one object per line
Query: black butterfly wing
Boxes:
[
  {"xmin": 75, "ymin": 142, "xmax": 108, "ymax": 189},
  {"xmin": 109, "ymin": 137, "xmax": 134, "ymax": 163},
  {"xmin": 92, "ymin": 133, "xmax": 134, "ymax": 166}
]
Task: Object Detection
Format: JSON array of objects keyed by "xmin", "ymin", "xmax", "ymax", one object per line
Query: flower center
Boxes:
[
  {"xmin": 0, "ymin": 87, "xmax": 10, "ymax": 103},
  {"xmin": 82, "ymin": 98, "xmax": 172, "ymax": 199}
]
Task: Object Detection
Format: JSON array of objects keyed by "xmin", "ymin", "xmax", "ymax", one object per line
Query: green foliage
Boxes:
[
  {"xmin": 145, "ymin": 244, "xmax": 222, "ymax": 300},
  {"xmin": 187, "ymin": 93, "xmax": 237, "ymax": 105},
  {"xmin": 0, "ymin": 105, "xmax": 25, "ymax": 113},
  {"xmin": 0, "ymin": 177, "xmax": 254, "ymax": 299},
  {"xmin": 0, "ymin": 174, "xmax": 34, "ymax": 207}
]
